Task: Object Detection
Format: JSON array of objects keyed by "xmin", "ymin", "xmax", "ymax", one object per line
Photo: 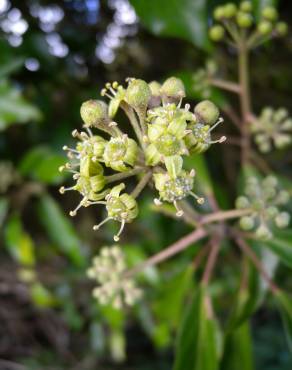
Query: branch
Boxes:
[
  {"xmin": 131, "ymin": 171, "xmax": 152, "ymax": 198},
  {"xmin": 126, "ymin": 228, "xmax": 207, "ymax": 276},
  {"xmin": 200, "ymin": 208, "xmax": 252, "ymax": 225},
  {"xmin": 234, "ymin": 235, "xmax": 279, "ymax": 294},
  {"xmin": 209, "ymin": 78, "xmax": 241, "ymax": 94}
]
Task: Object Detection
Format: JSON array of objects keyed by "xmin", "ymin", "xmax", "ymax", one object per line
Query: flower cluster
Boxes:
[
  {"xmin": 236, "ymin": 176, "xmax": 290, "ymax": 240},
  {"xmin": 87, "ymin": 245, "xmax": 142, "ymax": 309},
  {"xmin": 192, "ymin": 60, "xmax": 217, "ymax": 99},
  {"xmin": 209, "ymin": 1, "xmax": 288, "ymax": 44},
  {"xmin": 59, "ymin": 77, "xmax": 226, "ymax": 240},
  {"xmin": 251, "ymin": 107, "xmax": 292, "ymax": 153}
]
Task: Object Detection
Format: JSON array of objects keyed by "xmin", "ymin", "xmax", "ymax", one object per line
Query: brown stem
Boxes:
[
  {"xmin": 201, "ymin": 238, "xmax": 221, "ymax": 286},
  {"xmin": 234, "ymin": 236, "xmax": 279, "ymax": 294},
  {"xmin": 131, "ymin": 171, "xmax": 152, "ymax": 199},
  {"xmin": 126, "ymin": 228, "xmax": 207, "ymax": 276},
  {"xmin": 209, "ymin": 78, "xmax": 241, "ymax": 94},
  {"xmin": 200, "ymin": 208, "xmax": 252, "ymax": 225}
]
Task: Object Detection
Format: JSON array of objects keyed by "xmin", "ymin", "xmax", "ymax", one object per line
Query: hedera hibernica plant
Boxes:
[{"xmin": 59, "ymin": 1, "xmax": 292, "ymax": 359}]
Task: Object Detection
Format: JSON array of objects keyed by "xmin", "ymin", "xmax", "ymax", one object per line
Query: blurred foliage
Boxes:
[{"xmin": 0, "ymin": 0, "xmax": 292, "ymax": 369}]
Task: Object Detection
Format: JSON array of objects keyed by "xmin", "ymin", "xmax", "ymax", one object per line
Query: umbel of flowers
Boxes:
[{"xmin": 59, "ymin": 77, "xmax": 226, "ymax": 240}]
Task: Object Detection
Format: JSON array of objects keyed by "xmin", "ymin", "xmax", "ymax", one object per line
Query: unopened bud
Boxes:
[{"xmin": 80, "ymin": 100, "xmax": 108, "ymax": 127}]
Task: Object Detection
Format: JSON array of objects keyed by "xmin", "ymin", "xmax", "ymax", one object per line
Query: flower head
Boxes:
[
  {"xmin": 87, "ymin": 245, "xmax": 142, "ymax": 309},
  {"xmin": 251, "ymin": 107, "xmax": 292, "ymax": 152},
  {"xmin": 236, "ymin": 176, "xmax": 290, "ymax": 240}
]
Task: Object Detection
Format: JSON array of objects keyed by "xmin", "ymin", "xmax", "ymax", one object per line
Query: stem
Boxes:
[
  {"xmin": 202, "ymin": 238, "xmax": 221, "ymax": 286},
  {"xmin": 238, "ymin": 36, "xmax": 252, "ymax": 164},
  {"xmin": 209, "ymin": 79, "xmax": 241, "ymax": 94},
  {"xmin": 131, "ymin": 171, "xmax": 152, "ymax": 199},
  {"xmin": 200, "ymin": 208, "xmax": 252, "ymax": 225},
  {"xmin": 106, "ymin": 167, "xmax": 144, "ymax": 183},
  {"xmin": 126, "ymin": 228, "xmax": 207, "ymax": 276},
  {"xmin": 234, "ymin": 236, "xmax": 279, "ymax": 294}
]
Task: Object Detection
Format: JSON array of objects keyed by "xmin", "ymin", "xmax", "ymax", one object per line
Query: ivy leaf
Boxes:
[
  {"xmin": 0, "ymin": 80, "xmax": 41, "ymax": 131},
  {"xmin": 265, "ymin": 230, "xmax": 292, "ymax": 269},
  {"xmin": 4, "ymin": 213, "xmax": 36, "ymax": 266},
  {"xmin": 275, "ymin": 291, "xmax": 292, "ymax": 353},
  {"xmin": 221, "ymin": 322, "xmax": 254, "ymax": 370},
  {"xmin": 173, "ymin": 286, "xmax": 221, "ymax": 370},
  {"xmin": 37, "ymin": 194, "xmax": 86, "ymax": 267},
  {"xmin": 129, "ymin": 0, "xmax": 210, "ymax": 50},
  {"xmin": 19, "ymin": 146, "xmax": 67, "ymax": 185}
]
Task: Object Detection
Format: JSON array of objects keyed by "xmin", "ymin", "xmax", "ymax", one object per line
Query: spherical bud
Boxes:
[
  {"xmin": 258, "ymin": 20, "xmax": 273, "ymax": 36},
  {"xmin": 275, "ymin": 22, "xmax": 288, "ymax": 36},
  {"xmin": 213, "ymin": 6, "xmax": 225, "ymax": 20},
  {"xmin": 277, "ymin": 190, "xmax": 290, "ymax": 205},
  {"xmin": 235, "ymin": 196, "xmax": 250, "ymax": 209},
  {"xmin": 125, "ymin": 79, "xmax": 151, "ymax": 111},
  {"xmin": 223, "ymin": 3, "xmax": 237, "ymax": 18},
  {"xmin": 80, "ymin": 100, "xmax": 108, "ymax": 127},
  {"xmin": 255, "ymin": 224, "xmax": 272, "ymax": 240},
  {"xmin": 239, "ymin": 216, "xmax": 255, "ymax": 231},
  {"xmin": 261, "ymin": 6, "xmax": 278, "ymax": 21},
  {"xmin": 148, "ymin": 81, "xmax": 161, "ymax": 96},
  {"xmin": 240, "ymin": 1, "xmax": 252, "ymax": 12},
  {"xmin": 275, "ymin": 212, "xmax": 290, "ymax": 228},
  {"xmin": 236, "ymin": 12, "xmax": 253, "ymax": 28},
  {"xmin": 209, "ymin": 25, "xmax": 225, "ymax": 41},
  {"xmin": 266, "ymin": 206, "xmax": 278, "ymax": 218},
  {"xmin": 262, "ymin": 175, "xmax": 278, "ymax": 188},
  {"xmin": 194, "ymin": 100, "xmax": 219, "ymax": 125},
  {"xmin": 160, "ymin": 77, "xmax": 186, "ymax": 100}
]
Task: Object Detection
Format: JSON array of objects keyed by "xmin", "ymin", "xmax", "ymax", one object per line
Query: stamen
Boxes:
[
  {"xmin": 190, "ymin": 169, "xmax": 196, "ymax": 177},
  {"xmin": 184, "ymin": 103, "xmax": 190, "ymax": 111},
  {"xmin": 208, "ymin": 117, "xmax": 224, "ymax": 133},
  {"xmin": 210, "ymin": 136, "xmax": 226, "ymax": 144},
  {"xmin": 69, "ymin": 199, "xmax": 86, "ymax": 216},
  {"xmin": 113, "ymin": 219, "xmax": 126, "ymax": 242},
  {"xmin": 154, "ymin": 198, "xmax": 162, "ymax": 206},
  {"xmin": 174, "ymin": 201, "xmax": 184, "ymax": 217},
  {"xmin": 109, "ymin": 121, "xmax": 118, "ymax": 127},
  {"xmin": 177, "ymin": 98, "xmax": 183, "ymax": 108},
  {"xmin": 85, "ymin": 127, "xmax": 93, "ymax": 137},
  {"xmin": 190, "ymin": 191, "xmax": 205, "ymax": 204},
  {"xmin": 93, "ymin": 217, "xmax": 112, "ymax": 230},
  {"xmin": 59, "ymin": 186, "xmax": 75, "ymax": 194},
  {"xmin": 112, "ymin": 81, "xmax": 119, "ymax": 89}
]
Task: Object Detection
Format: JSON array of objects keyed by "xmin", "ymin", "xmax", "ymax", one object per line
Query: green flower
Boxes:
[
  {"xmin": 93, "ymin": 184, "xmax": 138, "ymax": 241},
  {"xmin": 153, "ymin": 170, "xmax": 204, "ymax": 216},
  {"xmin": 103, "ymin": 135, "xmax": 138, "ymax": 172},
  {"xmin": 236, "ymin": 176, "xmax": 290, "ymax": 240},
  {"xmin": 251, "ymin": 107, "xmax": 292, "ymax": 153}
]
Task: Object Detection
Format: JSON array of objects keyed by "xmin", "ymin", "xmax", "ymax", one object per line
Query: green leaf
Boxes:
[
  {"xmin": 0, "ymin": 58, "xmax": 24, "ymax": 79},
  {"xmin": 275, "ymin": 291, "xmax": 292, "ymax": 352},
  {"xmin": 19, "ymin": 146, "xmax": 67, "ymax": 185},
  {"xmin": 4, "ymin": 213, "xmax": 36, "ymax": 266},
  {"xmin": 265, "ymin": 230, "xmax": 292, "ymax": 269},
  {"xmin": 0, "ymin": 80, "xmax": 41, "ymax": 131},
  {"xmin": 37, "ymin": 194, "xmax": 85, "ymax": 267},
  {"xmin": 173, "ymin": 286, "xmax": 221, "ymax": 370},
  {"xmin": 30, "ymin": 282, "xmax": 56, "ymax": 308},
  {"xmin": 221, "ymin": 322, "xmax": 254, "ymax": 370},
  {"xmin": 129, "ymin": 0, "xmax": 210, "ymax": 50}
]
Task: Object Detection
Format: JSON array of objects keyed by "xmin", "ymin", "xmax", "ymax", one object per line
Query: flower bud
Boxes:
[
  {"xmin": 261, "ymin": 6, "xmax": 278, "ymax": 21},
  {"xmin": 275, "ymin": 212, "xmax": 290, "ymax": 228},
  {"xmin": 236, "ymin": 196, "xmax": 250, "ymax": 209},
  {"xmin": 237, "ymin": 12, "xmax": 253, "ymax": 28},
  {"xmin": 256, "ymin": 224, "xmax": 272, "ymax": 240},
  {"xmin": 125, "ymin": 79, "xmax": 151, "ymax": 111},
  {"xmin": 160, "ymin": 77, "xmax": 186, "ymax": 100},
  {"xmin": 240, "ymin": 1, "xmax": 252, "ymax": 12},
  {"xmin": 213, "ymin": 6, "xmax": 225, "ymax": 20},
  {"xmin": 275, "ymin": 21, "xmax": 288, "ymax": 36},
  {"xmin": 149, "ymin": 81, "xmax": 161, "ymax": 96},
  {"xmin": 103, "ymin": 136, "xmax": 138, "ymax": 172},
  {"xmin": 239, "ymin": 216, "xmax": 255, "ymax": 231},
  {"xmin": 223, "ymin": 3, "xmax": 237, "ymax": 18},
  {"xmin": 194, "ymin": 100, "xmax": 219, "ymax": 125},
  {"xmin": 209, "ymin": 25, "xmax": 225, "ymax": 41},
  {"xmin": 258, "ymin": 21, "xmax": 273, "ymax": 36},
  {"xmin": 80, "ymin": 100, "xmax": 108, "ymax": 127}
]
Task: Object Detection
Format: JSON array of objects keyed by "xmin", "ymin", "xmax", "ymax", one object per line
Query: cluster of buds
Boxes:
[
  {"xmin": 236, "ymin": 176, "xmax": 290, "ymax": 240},
  {"xmin": 87, "ymin": 246, "xmax": 142, "ymax": 309},
  {"xmin": 251, "ymin": 107, "xmax": 292, "ymax": 153},
  {"xmin": 192, "ymin": 60, "xmax": 217, "ymax": 99},
  {"xmin": 209, "ymin": 1, "xmax": 288, "ymax": 45},
  {"xmin": 60, "ymin": 76, "xmax": 226, "ymax": 240}
]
